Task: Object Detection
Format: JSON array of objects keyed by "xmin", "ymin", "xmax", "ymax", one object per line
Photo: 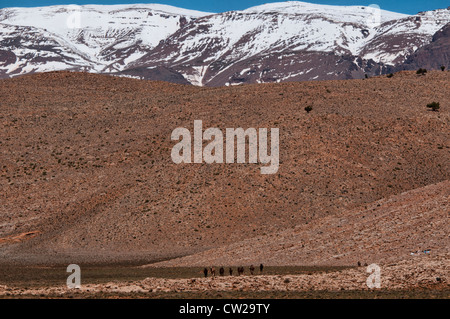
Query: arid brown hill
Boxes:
[
  {"xmin": 0, "ymin": 71, "xmax": 448, "ymax": 265},
  {"xmin": 151, "ymin": 180, "xmax": 449, "ymax": 267}
]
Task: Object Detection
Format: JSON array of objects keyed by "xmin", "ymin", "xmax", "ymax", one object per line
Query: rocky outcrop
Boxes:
[{"xmin": 394, "ymin": 23, "xmax": 450, "ymax": 71}]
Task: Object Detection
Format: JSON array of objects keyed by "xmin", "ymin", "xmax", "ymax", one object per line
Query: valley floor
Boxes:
[{"xmin": 0, "ymin": 253, "xmax": 448, "ymax": 299}]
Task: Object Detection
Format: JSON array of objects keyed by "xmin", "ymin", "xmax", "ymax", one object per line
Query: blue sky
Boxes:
[{"xmin": 0, "ymin": 0, "xmax": 448, "ymax": 15}]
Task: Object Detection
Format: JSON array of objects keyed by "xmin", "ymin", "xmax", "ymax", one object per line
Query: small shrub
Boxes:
[
  {"xmin": 304, "ymin": 106, "xmax": 313, "ymax": 113},
  {"xmin": 427, "ymin": 102, "xmax": 440, "ymax": 112},
  {"xmin": 387, "ymin": 73, "xmax": 394, "ymax": 78},
  {"xmin": 441, "ymin": 66, "xmax": 446, "ymax": 71},
  {"xmin": 416, "ymin": 68, "xmax": 427, "ymax": 75}
]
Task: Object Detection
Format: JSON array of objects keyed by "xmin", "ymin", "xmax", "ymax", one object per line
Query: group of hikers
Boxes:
[{"xmin": 203, "ymin": 264, "xmax": 264, "ymax": 277}]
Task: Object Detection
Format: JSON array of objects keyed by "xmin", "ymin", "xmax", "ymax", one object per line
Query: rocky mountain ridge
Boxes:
[{"xmin": 1, "ymin": 2, "xmax": 449, "ymax": 85}]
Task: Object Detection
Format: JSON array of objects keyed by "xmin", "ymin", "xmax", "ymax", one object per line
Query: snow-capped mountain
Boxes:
[
  {"xmin": 0, "ymin": 23, "xmax": 96, "ymax": 77},
  {"xmin": 0, "ymin": 2, "xmax": 449, "ymax": 85},
  {"xmin": 0, "ymin": 4, "xmax": 210, "ymax": 76},
  {"xmin": 394, "ymin": 23, "xmax": 450, "ymax": 71}
]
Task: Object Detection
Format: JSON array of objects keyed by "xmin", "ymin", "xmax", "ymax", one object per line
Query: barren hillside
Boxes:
[
  {"xmin": 0, "ymin": 70, "xmax": 448, "ymax": 264},
  {"xmin": 151, "ymin": 180, "xmax": 449, "ymax": 267}
]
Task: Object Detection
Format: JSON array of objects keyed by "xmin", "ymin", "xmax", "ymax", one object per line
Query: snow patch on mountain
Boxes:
[
  {"xmin": 0, "ymin": 2, "xmax": 449, "ymax": 85},
  {"xmin": 0, "ymin": 4, "xmax": 212, "ymax": 70}
]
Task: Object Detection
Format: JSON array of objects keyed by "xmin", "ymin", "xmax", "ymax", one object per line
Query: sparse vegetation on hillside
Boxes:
[
  {"xmin": 426, "ymin": 102, "xmax": 440, "ymax": 112},
  {"xmin": 0, "ymin": 70, "xmax": 448, "ymax": 266},
  {"xmin": 416, "ymin": 68, "xmax": 427, "ymax": 75}
]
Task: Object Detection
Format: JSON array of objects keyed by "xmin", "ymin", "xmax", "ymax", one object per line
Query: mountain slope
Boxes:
[
  {"xmin": 394, "ymin": 23, "xmax": 450, "ymax": 71},
  {"xmin": 151, "ymin": 180, "xmax": 449, "ymax": 267},
  {"xmin": 0, "ymin": 70, "xmax": 448, "ymax": 264},
  {"xmin": 0, "ymin": 4, "xmax": 210, "ymax": 76},
  {"xmin": 0, "ymin": 23, "xmax": 96, "ymax": 77},
  {"xmin": 128, "ymin": 3, "xmax": 410, "ymax": 85},
  {"xmin": 360, "ymin": 10, "xmax": 450, "ymax": 64},
  {"xmin": 0, "ymin": 2, "xmax": 449, "ymax": 85}
]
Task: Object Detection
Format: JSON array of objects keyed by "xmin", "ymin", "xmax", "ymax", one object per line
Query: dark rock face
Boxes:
[{"xmin": 394, "ymin": 23, "xmax": 450, "ymax": 71}]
